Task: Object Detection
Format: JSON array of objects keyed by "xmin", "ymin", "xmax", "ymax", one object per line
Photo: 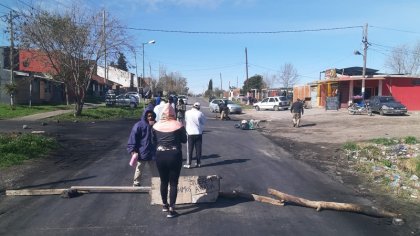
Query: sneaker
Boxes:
[
  {"xmin": 293, "ymin": 123, "xmax": 296, "ymax": 127},
  {"xmin": 167, "ymin": 210, "xmax": 179, "ymax": 218},
  {"xmin": 162, "ymin": 204, "xmax": 169, "ymax": 212},
  {"xmin": 183, "ymin": 164, "xmax": 191, "ymax": 169},
  {"xmin": 195, "ymin": 163, "xmax": 201, "ymax": 168},
  {"xmin": 133, "ymin": 183, "xmax": 141, "ymax": 187}
]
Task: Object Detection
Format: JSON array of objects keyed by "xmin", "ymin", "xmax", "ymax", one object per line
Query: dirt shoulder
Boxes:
[{"xmin": 238, "ymin": 108, "xmax": 420, "ymax": 234}]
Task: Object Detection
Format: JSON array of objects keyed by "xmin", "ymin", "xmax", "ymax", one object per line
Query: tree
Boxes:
[
  {"xmin": 116, "ymin": 52, "xmax": 128, "ymax": 71},
  {"xmin": 208, "ymin": 79, "xmax": 213, "ymax": 91},
  {"xmin": 385, "ymin": 42, "xmax": 420, "ymax": 75},
  {"xmin": 17, "ymin": 5, "xmax": 131, "ymax": 116},
  {"xmin": 278, "ymin": 63, "xmax": 299, "ymax": 94},
  {"xmin": 242, "ymin": 74, "xmax": 265, "ymax": 93}
]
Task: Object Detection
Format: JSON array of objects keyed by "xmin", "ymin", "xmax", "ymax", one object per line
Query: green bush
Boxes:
[
  {"xmin": 404, "ymin": 136, "xmax": 418, "ymax": 144},
  {"xmin": 381, "ymin": 159, "xmax": 392, "ymax": 168},
  {"xmin": 343, "ymin": 142, "xmax": 359, "ymax": 151}
]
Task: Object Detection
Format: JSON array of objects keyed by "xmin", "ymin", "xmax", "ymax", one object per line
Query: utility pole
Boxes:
[
  {"xmin": 103, "ymin": 10, "xmax": 107, "ymax": 89},
  {"xmin": 245, "ymin": 47, "xmax": 249, "ymax": 82},
  {"xmin": 9, "ymin": 11, "xmax": 15, "ymax": 107},
  {"xmin": 220, "ymin": 72, "xmax": 222, "ymax": 91},
  {"xmin": 361, "ymin": 23, "xmax": 368, "ymax": 98}
]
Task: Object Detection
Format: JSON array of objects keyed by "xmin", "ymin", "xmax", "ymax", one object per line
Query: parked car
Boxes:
[
  {"xmin": 369, "ymin": 96, "xmax": 407, "ymax": 115},
  {"xmin": 115, "ymin": 94, "xmax": 138, "ymax": 108},
  {"xmin": 253, "ymin": 96, "xmax": 290, "ymax": 111},
  {"xmin": 105, "ymin": 91, "xmax": 116, "ymax": 106},
  {"xmin": 178, "ymin": 95, "xmax": 188, "ymax": 104},
  {"xmin": 209, "ymin": 99, "xmax": 242, "ymax": 114},
  {"xmin": 125, "ymin": 91, "xmax": 141, "ymax": 101}
]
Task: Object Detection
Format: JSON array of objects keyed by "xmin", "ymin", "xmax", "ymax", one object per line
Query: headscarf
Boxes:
[{"xmin": 153, "ymin": 103, "xmax": 183, "ymax": 132}]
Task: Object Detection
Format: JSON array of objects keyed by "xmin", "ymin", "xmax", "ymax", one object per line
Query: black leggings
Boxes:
[{"xmin": 155, "ymin": 149, "xmax": 182, "ymax": 207}]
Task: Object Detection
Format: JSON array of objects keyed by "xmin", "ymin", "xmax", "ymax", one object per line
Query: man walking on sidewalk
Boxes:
[{"xmin": 184, "ymin": 102, "xmax": 206, "ymax": 168}]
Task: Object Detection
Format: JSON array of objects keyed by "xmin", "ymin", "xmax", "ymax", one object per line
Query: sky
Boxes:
[{"xmin": 1, "ymin": 0, "xmax": 420, "ymax": 94}]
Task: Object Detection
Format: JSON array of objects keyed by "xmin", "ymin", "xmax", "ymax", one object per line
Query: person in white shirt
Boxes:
[
  {"xmin": 184, "ymin": 102, "xmax": 206, "ymax": 168},
  {"xmin": 153, "ymin": 100, "xmax": 167, "ymax": 122}
]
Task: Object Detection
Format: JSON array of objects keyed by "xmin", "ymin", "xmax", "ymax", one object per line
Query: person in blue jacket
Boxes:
[{"xmin": 127, "ymin": 103, "xmax": 157, "ymax": 186}]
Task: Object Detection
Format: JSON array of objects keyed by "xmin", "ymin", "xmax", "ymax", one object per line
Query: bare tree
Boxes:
[
  {"xmin": 17, "ymin": 5, "xmax": 131, "ymax": 116},
  {"xmin": 385, "ymin": 42, "xmax": 420, "ymax": 75},
  {"xmin": 277, "ymin": 63, "xmax": 299, "ymax": 93}
]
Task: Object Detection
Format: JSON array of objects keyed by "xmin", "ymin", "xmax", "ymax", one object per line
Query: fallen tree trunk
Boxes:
[
  {"xmin": 268, "ymin": 188, "xmax": 400, "ymax": 218},
  {"xmin": 219, "ymin": 190, "xmax": 284, "ymax": 206}
]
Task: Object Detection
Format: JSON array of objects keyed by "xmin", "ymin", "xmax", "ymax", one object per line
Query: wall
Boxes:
[
  {"xmin": 97, "ymin": 66, "xmax": 132, "ymax": 88},
  {"xmin": 383, "ymin": 77, "xmax": 420, "ymax": 111}
]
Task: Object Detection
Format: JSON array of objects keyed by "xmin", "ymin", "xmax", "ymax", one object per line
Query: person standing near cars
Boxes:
[
  {"xmin": 290, "ymin": 98, "xmax": 304, "ymax": 127},
  {"xmin": 127, "ymin": 104, "xmax": 157, "ymax": 187},
  {"xmin": 152, "ymin": 104, "xmax": 187, "ymax": 218},
  {"xmin": 184, "ymin": 102, "xmax": 206, "ymax": 168}
]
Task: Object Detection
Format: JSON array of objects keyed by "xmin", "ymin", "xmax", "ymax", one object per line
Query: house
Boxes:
[{"xmin": 297, "ymin": 67, "xmax": 420, "ymax": 111}]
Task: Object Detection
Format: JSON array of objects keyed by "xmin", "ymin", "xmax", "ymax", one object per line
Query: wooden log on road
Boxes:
[
  {"xmin": 219, "ymin": 190, "xmax": 284, "ymax": 206},
  {"xmin": 6, "ymin": 189, "xmax": 68, "ymax": 196},
  {"xmin": 70, "ymin": 186, "xmax": 151, "ymax": 193},
  {"xmin": 268, "ymin": 188, "xmax": 400, "ymax": 218}
]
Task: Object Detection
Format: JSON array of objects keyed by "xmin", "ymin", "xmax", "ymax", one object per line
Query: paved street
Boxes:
[{"xmin": 0, "ymin": 98, "xmax": 405, "ymax": 235}]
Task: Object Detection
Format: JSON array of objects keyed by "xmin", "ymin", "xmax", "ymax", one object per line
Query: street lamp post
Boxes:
[
  {"xmin": 354, "ymin": 23, "xmax": 368, "ymax": 99},
  {"xmin": 142, "ymin": 40, "xmax": 155, "ymax": 98}
]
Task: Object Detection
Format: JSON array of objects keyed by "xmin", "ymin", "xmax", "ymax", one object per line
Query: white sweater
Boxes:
[{"xmin": 185, "ymin": 108, "xmax": 206, "ymax": 135}]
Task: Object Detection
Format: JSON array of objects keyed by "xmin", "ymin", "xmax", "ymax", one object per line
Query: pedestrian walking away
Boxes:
[
  {"xmin": 290, "ymin": 98, "xmax": 304, "ymax": 127},
  {"xmin": 177, "ymin": 99, "xmax": 187, "ymax": 125},
  {"xmin": 152, "ymin": 104, "xmax": 187, "ymax": 218},
  {"xmin": 127, "ymin": 103, "xmax": 158, "ymax": 187},
  {"xmin": 184, "ymin": 102, "xmax": 206, "ymax": 168}
]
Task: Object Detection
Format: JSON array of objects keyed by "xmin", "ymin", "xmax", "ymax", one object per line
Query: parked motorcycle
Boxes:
[{"xmin": 348, "ymin": 102, "xmax": 372, "ymax": 116}]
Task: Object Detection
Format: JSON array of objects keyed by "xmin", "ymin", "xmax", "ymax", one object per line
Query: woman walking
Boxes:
[{"xmin": 152, "ymin": 103, "xmax": 187, "ymax": 218}]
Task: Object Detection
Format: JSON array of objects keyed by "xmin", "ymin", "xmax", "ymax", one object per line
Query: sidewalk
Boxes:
[
  {"xmin": 9, "ymin": 110, "xmax": 73, "ymax": 121},
  {"xmin": 8, "ymin": 103, "xmax": 101, "ymax": 121}
]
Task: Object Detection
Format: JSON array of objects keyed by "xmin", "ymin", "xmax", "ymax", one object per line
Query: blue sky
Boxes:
[{"xmin": 1, "ymin": 0, "xmax": 420, "ymax": 94}]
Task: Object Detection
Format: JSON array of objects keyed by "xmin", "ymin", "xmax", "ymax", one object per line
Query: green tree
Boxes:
[
  {"xmin": 208, "ymin": 79, "xmax": 213, "ymax": 91},
  {"xmin": 116, "ymin": 52, "xmax": 128, "ymax": 71},
  {"xmin": 242, "ymin": 74, "xmax": 265, "ymax": 93}
]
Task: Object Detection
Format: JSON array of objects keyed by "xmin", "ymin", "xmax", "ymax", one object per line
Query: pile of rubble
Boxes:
[{"xmin": 344, "ymin": 137, "xmax": 420, "ymax": 201}]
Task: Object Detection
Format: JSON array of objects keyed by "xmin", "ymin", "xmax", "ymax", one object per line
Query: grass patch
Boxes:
[
  {"xmin": 343, "ymin": 142, "xmax": 359, "ymax": 151},
  {"xmin": 404, "ymin": 136, "xmax": 418, "ymax": 144},
  {"xmin": 0, "ymin": 104, "xmax": 72, "ymax": 120},
  {"xmin": 401, "ymin": 157, "xmax": 420, "ymax": 176},
  {"xmin": 0, "ymin": 133, "xmax": 58, "ymax": 168},
  {"xmin": 359, "ymin": 145, "xmax": 382, "ymax": 161},
  {"xmin": 52, "ymin": 106, "xmax": 142, "ymax": 121},
  {"xmin": 370, "ymin": 138, "xmax": 398, "ymax": 146}
]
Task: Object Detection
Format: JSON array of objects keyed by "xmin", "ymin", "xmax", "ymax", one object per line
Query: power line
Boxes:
[
  {"xmin": 370, "ymin": 25, "xmax": 420, "ymax": 35},
  {"xmin": 123, "ymin": 25, "xmax": 363, "ymax": 34}
]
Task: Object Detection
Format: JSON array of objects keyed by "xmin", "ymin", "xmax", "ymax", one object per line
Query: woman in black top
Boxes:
[{"xmin": 152, "ymin": 103, "xmax": 187, "ymax": 218}]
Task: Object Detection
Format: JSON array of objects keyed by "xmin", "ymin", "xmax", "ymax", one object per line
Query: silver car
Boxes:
[
  {"xmin": 209, "ymin": 99, "xmax": 242, "ymax": 114},
  {"xmin": 253, "ymin": 96, "xmax": 290, "ymax": 111}
]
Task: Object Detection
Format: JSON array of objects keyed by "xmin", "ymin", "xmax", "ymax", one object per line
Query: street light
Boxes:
[
  {"xmin": 142, "ymin": 40, "xmax": 156, "ymax": 98},
  {"xmin": 354, "ymin": 49, "xmax": 367, "ymax": 99},
  {"xmin": 354, "ymin": 23, "xmax": 368, "ymax": 99}
]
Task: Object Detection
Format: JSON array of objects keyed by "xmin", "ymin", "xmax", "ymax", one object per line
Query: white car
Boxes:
[
  {"xmin": 178, "ymin": 95, "xmax": 188, "ymax": 104},
  {"xmin": 209, "ymin": 99, "xmax": 242, "ymax": 114},
  {"xmin": 253, "ymin": 96, "xmax": 290, "ymax": 111}
]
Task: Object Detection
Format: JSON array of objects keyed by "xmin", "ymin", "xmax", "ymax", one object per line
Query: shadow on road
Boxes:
[
  {"xmin": 201, "ymin": 158, "xmax": 250, "ymax": 167},
  {"xmin": 299, "ymin": 123, "xmax": 316, "ymax": 127},
  {"xmin": 176, "ymin": 197, "xmax": 253, "ymax": 216},
  {"xmin": 15, "ymin": 175, "xmax": 97, "ymax": 190}
]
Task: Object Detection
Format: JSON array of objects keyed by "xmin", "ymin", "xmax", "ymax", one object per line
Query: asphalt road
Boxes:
[{"xmin": 0, "ymin": 97, "xmax": 402, "ymax": 236}]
